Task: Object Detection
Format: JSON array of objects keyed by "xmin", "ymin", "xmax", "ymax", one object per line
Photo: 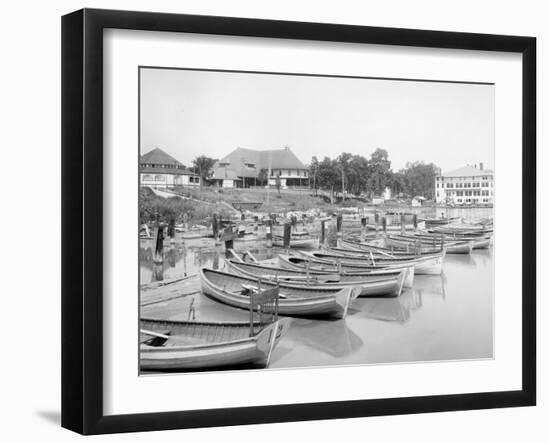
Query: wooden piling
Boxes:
[
  {"xmin": 266, "ymin": 217, "xmax": 273, "ymax": 248},
  {"xmin": 283, "ymin": 223, "xmax": 291, "ymax": 251},
  {"xmin": 336, "ymin": 214, "xmax": 343, "ymax": 240},
  {"xmin": 413, "ymin": 214, "xmax": 418, "ymax": 231},
  {"xmin": 212, "ymin": 213, "xmax": 219, "ymax": 238},
  {"xmin": 382, "ymin": 217, "xmax": 387, "ymax": 233},
  {"xmin": 400, "ymin": 214, "xmax": 405, "ymax": 234},
  {"xmin": 154, "ymin": 224, "xmax": 164, "ymax": 263},
  {"xmin": 168, "ymin": 219, "xmax": 175, "ymax": 244},
  {"xmin": 320, "ymin": 219, "xmax": 326, "ymax": 246}
]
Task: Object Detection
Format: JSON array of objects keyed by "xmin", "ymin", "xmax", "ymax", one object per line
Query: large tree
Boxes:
[
  {"xmin": 367, "ymin": 148, "xmax": 392, "ymax": 196},
  {"xmin": 257, "ymin": 168, "xmax": 269, "ymax": 186},
  {"xmin": 309, "ymin": 156, "xmax": 320, "ymax": 194},
  {"xmin": 399, "ymin": 161, "xmax": 439, "ymax": 199},
  {"xmin": 192, "ymin": 155, "xmax": 216, "ymax": 190},
  {"xmin": 317, "ymin": 157, "xmax": 340, "ymax": 203}
]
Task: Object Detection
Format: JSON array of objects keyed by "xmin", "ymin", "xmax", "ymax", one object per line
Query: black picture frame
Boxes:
[{"xmin": 61, "ymin": 8, "xmax": 536, "ymax": 435}]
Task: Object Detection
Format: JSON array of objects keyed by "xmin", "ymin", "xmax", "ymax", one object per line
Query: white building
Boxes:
[
  {"xmin": 140, "ymin": 148, "xmax": 200, "ymax": 189},
  {"xmin": 212, "ymin": 146, "xmax": 309, "ymax": 188},
  {"xmin": 435, "ymin": 163, "xmax": 494, "ymax": 205}
]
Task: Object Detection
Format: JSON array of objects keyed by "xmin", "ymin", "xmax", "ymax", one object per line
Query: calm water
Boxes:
[{"xmin": 140, "ymin": 207, "xmax": 494, "ymax": 367}]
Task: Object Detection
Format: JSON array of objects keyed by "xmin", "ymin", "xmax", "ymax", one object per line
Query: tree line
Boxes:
[
  {"xmin": 184, "ymin": 150, "xmax": 439, "ymax": 199},
  {"xmin": 309, "ymin": 148, "xmax": 439, "ymax": 200}
]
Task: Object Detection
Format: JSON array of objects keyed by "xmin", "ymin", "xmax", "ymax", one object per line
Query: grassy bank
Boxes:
[{"xmin": 139, "ymin": 186, "xmax": 438, "ymax": 227}]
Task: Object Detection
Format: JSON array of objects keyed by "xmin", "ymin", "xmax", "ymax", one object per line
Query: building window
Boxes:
[
  {"xmin": 473, "ymin": 182, "xmax": 480, "ymax": 187},
  {"xmin": 446, "ymin": 183, "xmax": 453, "ymax": 188},
  {"xmin": 155, "ymin": 175, "xmax": 164, "ymax": 181},
  {"xmin": 142, "ymin": 174, "xmax": 152, "ymax": 181}
]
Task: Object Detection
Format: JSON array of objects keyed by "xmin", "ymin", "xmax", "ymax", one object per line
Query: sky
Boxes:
[{"xmin": 140, "ymin": 67, "xmax": 494, "ymax": 173}]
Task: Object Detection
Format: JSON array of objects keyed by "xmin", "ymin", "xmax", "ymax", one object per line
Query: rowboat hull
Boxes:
[
  {"xmin": 385, "ymin": 236, "xmax": 473, "ymax": 254},
  {"xmin": 225, "ymin": 259, "xmax": 408, "ymax": 296},
  {"xmin": 272, "ymin": 236, "xmax": 319, "ymax": 249},
  {"xmin": 339, "ymin": 239, "xmax": 442, "ymax": 256},
  {"xmin": 280, "ymin": 252, "xmax": 441, "ymax": 276},
  {"xmin": 200, "ymin": 268, "xmax": 359, "ymax": 318},
  {"xmin": 140, "ymin": 317, "xmax": 291, "ymax": 371}
]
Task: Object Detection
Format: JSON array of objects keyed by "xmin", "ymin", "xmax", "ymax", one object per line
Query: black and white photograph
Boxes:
[{"xmin": 138, "ymin": 67, "xmax": 495, "ymax": 373}]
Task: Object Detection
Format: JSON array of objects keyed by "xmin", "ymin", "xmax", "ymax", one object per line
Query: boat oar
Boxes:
[{"xmin": 140, "ymin": 329, "xmax": 169, "ymax": 339}]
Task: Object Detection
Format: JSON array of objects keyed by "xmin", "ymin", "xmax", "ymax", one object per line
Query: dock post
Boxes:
[
  {"xmin": 382, "ymin": 217, "xmax": 387, "ymax": 234},
  {"xmin": 375, "ymin": 212, "xmax": 379, "ymax": 231},
  {"xmin": 266, "ymin": 217, "xmax": 273, "ymax": 248},
  {"xmin": 154, "ymin": 224, "xmax": 164, "ymax": 263},
  {"xmin": 224, "ymin": 238, "xmax": 234, "ymax": 258},
  {"xmin": 336, "ymin": 214, "xmax": 343, "ymax": 247},
  {"xmin": 212, "ymin": 213, "xmax": 219, "ymax": 244},
  {"xmin": 283, "ymin": 222, "xmax": 291, "ymax": 252},
  {"xmin": 400, "ymin": 214, "xmax": 405, "ymax": 234},
  {"xmin": 320, "ymin": 219, "xmax": 326, "ymax": 246},
  {"xmin": 413, "ymin": 214, "xmax": 418, "ymax": 231},
  {"xmin": 361, "ymin": 217, "xmax": 367, "ymax": 241},
  {"xmin": 440, "ymin": 235, "xmax": 445, "ymax": 252},
  {"xmin": 153, "ymin": 224, "xmax": 164, "ymax": 281},
  {"xmin": 168, "ymin": 218, "xmax": 175, "ymax": 244}
]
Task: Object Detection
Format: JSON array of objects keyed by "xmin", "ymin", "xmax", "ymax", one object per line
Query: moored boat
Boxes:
[
  {"xmin": 272, "ymin": 231, "xmax": 319, "ymax": 249},
  {"xmin": 140, "ymin": 316, "xmax": 291, "ymax": 371},
  {"xmin": 225, "ymin": 259, "xmax": 409, "ymax": 296},
  {"xmin": 279, "ymin": 251, "xmax": 442, "ymax": 276},
  {"xmin": 200, "ymin": 268, "xmax": 359, "ymax": 318},
  {"xmin": 385, "ymin": 234, "xmax": 473, "ymax": 254},
  {"xmin": 339, "ymin": 239, "xmax": 443, "ymax": 256}
]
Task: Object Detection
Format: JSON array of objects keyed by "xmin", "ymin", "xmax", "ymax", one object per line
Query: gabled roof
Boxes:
[
  {"xmin": 212, "ymin": 146, "xmax": 307, "ymax": 180},
  {"xmin": 441, "ymin": 165, "xmax": 493, "ymax": 178},
  {"xmin": 140, "ymin": 147, "xmax": 184, "ymax": 167},
  {"xmin": 140, "ymin": 166, "xmax": 197, "ymax": 176}
]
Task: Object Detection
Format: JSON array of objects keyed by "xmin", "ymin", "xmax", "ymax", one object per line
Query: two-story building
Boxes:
[
  {"xmin": 140, "ymin": 147, "xmax": 200, "ymax": 189},
  {"xmin": 212, "ymin": 146, "xmax": 309, "ymax": 188},
  {"xmin": 435, "ymin": 163, "xmax": 494, "ymax": 205}
]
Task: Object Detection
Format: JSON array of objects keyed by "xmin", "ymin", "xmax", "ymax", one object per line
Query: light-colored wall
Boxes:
[
  {"xmin": 270, "ymin": 168, "xmax": 309, "ymax": 178},
  {"xmin": 140, "ymin": 173, "xmax": 199, "ymax": 188},
  {"xmin": 435, "ymin": 174, "xmax": 494, "ymax": 204}
]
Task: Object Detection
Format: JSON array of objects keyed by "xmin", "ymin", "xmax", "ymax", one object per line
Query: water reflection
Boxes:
[
  {"xmin": 354, "ymin": 291, "xmax": 422, "ymax": 324},
  {"xmin": 288, "ymin": 319, "xmax": 363, "ymax": 357}
]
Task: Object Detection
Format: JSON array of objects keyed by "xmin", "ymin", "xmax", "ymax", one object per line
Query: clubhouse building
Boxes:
[{"xmin": 212, "ymin": 146, "xmax": 309, "ymax": 188}]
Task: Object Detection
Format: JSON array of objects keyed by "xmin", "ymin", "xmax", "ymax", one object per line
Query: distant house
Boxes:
[
  {"xmin": 140, "ymin": 147, "xmax": 199, "ymax": 189},
  {"xmin": 411, "ymin": 196, "xmax": 426, "ymax": 207},
  {"xmin": 435, "ymin": 163, "xmax": 494, "ymax": 205},
  {"xmin": 211, "ymin": 146, "xmax": 309, "ymax": 188}
]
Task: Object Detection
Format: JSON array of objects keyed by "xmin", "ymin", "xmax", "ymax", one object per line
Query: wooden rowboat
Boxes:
[
  {"xmin": 279, "ymin": 252, "xmax": 442, "ymax": 276},
  {"xmin": 400, "ymin": 232, "xmax": 491, "ymax": 249},
  {"xmin": 200, "ymin": 268, "xmax": 359, "ymax": 318},
  {"xmin": 339, "ymin": 239, "xmax": 443, "ymax": 256},
  {"xmin": 225, "ymin": 259, "xmax": 408, "ymax": 296},
  {"xmin": 272, "ymin": 235, "xmax": 319, "ymax": 249},
  {"xmin": 225, "ymin": 257, "xmax": 413, "ymax": 285},
  {"xmin": 386, "ymin": 235, "xmax": 473, "ymax": 254},
  {"xmin": 300, "ymin": 249, "xmax": 443, "ymax": 265},
  {"xmin": 140, "ymin": 317, "xmax": 291, "ymax": 371}
]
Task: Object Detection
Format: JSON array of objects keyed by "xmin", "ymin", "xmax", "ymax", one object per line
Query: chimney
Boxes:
[{"xmin": 480, "ymin": 162, "xmax": 484, "ymax": 170}]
